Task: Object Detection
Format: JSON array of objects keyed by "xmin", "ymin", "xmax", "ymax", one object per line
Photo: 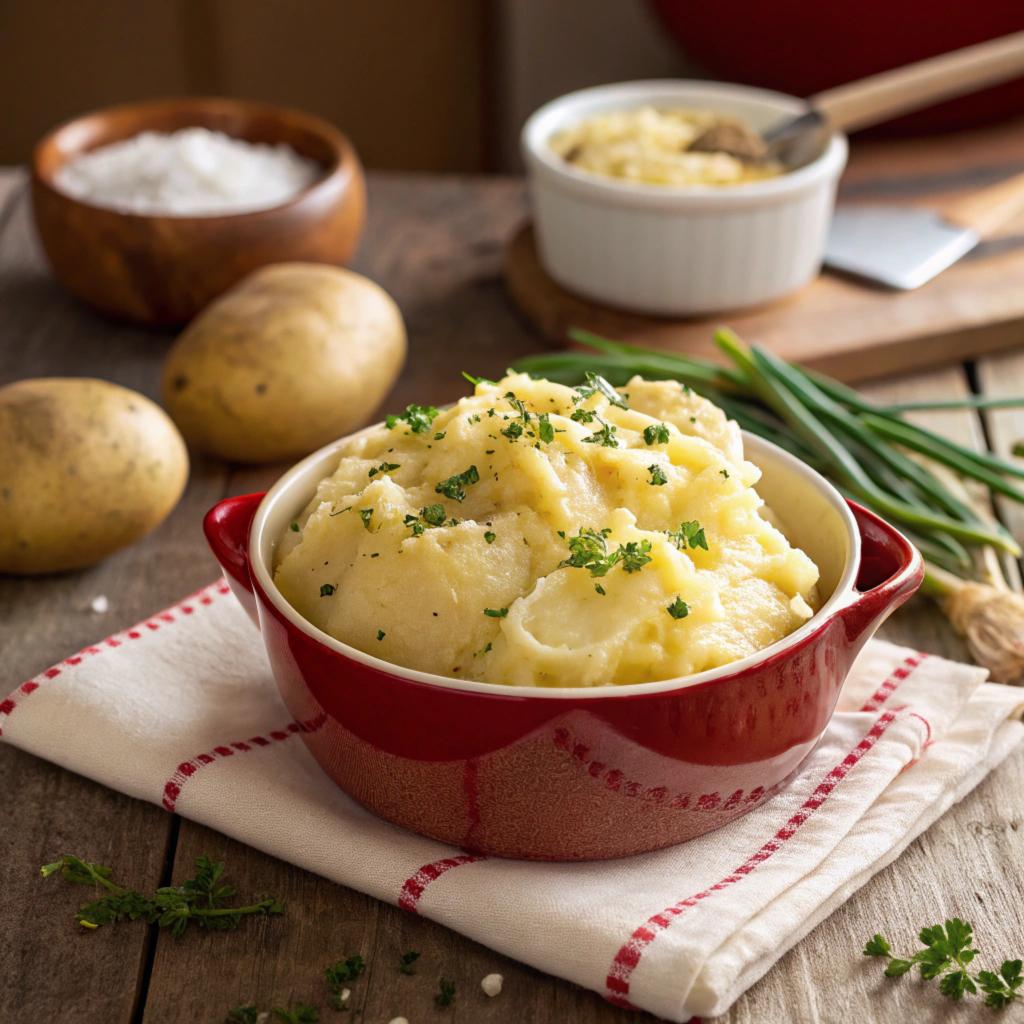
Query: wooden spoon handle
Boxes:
[
  {"xmin": 811, "ymin": 30, "xmax": 1024, "ymax": 133},
  {"xmin": 939, "ymin": 171, "xmax": 1024, "ymax": 236}
]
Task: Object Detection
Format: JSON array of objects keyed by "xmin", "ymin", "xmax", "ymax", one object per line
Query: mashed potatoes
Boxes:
[
  {"xmin": 549, "ymin": 107, "xmax": 781, "ymax": 186},
  {"xmin": 273, "ymin": 374, "xmax": 819, "ymax": 688}
]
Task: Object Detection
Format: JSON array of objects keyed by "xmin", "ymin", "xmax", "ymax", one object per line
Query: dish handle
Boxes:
[
  {"xmin": 838, "ymin": 501, "xmax": 924, "ymax": 643},
  {"xmin": 203, "ymin": 492, "xmax": 266, "ymax": 627}
]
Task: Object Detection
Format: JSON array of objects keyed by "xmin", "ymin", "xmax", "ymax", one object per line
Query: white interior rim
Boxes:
[
  {"xmin": 248, "ymin": 430, "xmax": 861, "ymax": 699},
  {"xmin": 521, "ymin": 79, "xmax": 847, "ymax": 200}
]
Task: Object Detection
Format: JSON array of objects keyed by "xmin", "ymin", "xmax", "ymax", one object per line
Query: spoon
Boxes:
[{"xmin": 689, "ymin": 29, "xmax": 1024, "ymax": 170}]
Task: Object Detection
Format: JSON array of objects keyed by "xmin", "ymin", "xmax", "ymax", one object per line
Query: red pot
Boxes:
[
  {"xmin": 204, "ymin": 432, "xmax": 921, "ymax": 860},
  {"xmin": 649, "ymin": 1, "xmax": 1024, "ymax": 133}
]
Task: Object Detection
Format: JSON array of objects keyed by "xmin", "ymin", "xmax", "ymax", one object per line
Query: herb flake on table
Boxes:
[
  {"xmin": 227, "ymin": 1006, "xmax": 259, "ymax": 1024},
  {"xmin": 386, "ymin": 403, "xmax": 439, "ymax": 434},
  {"xmin": 42, "ymin": 854, "xmax": 283, "ymax": 937},
  {"xmin": 436, "ymin": 979, "xmax": 457, "ymax": 1007},
  {"xmin": 398, "ymin": 951, "xmax": 421, "ymax": 975},
  {"xmin": 326, "ymin": 955, "xmax": 366, "ymax": 1009},
  {"xmin": 272, "ymin": 1004, "xmax": 319, "ymax": 1023},
  {"xmin": 864, "ymin": 918, "xmax": 1022, "ymax": 1008}
]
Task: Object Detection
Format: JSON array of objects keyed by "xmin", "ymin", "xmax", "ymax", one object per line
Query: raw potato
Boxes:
[
  {"xmin": 161, "ymin": 262, "xmax": 407, "ymax": 463},
  {"xmin": 0, "ymin": 378, "xmax": 189, "ymax": 574}
]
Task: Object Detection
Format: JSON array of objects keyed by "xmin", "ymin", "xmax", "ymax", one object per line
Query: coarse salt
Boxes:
[
  {"xmin": 90, "ymin": 595, "xmax": 109, "ymax": 613},
  {"xmin": 481, "ymin": 973, "xmax": 503, "ymax": 996},
  {"xmin": 54, "ymin": 127, "xmax": 321, "ymax": 217}
]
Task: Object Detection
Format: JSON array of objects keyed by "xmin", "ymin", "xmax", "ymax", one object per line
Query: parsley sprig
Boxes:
[
  {"xmin": 436, "ymin": 979, "xmax": 457, "ymax": 1007},
  {"xmin": 664, "ymin": 520, "xmax": 708, "ymax": 551},
  {"xmin": 864, "ymin": 918, "xmax": 1022, "ymax": 1007},
  {"xmin": 643, "ymin": 423, "xmax": 670, "ymax": 445},
  {"xmin": 385, "ymin": 403, "xmax": 439, "ymax": 434},
  {"xmin": 573, "ymin": 372, "xmax": 628, "ymax": 410},
  {"xmin": 399, "ymin": 950, "xmax": 421, "ymax": 975},
  {"xmin": 559, "ymin": 528, "xmax": 652, "ymax": 577},
  {"xmin": 435, "ymin": 465, "xmax": 479, "ymax": 502},
  {"xmin": 42, "ymin": 854, "xmax": 284, "ymax": 937}
]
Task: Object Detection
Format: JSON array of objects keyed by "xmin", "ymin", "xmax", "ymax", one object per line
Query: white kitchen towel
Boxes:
[{"xmin": 3, "ymin": 579, "xmax": 1023, "ymax": 1022}]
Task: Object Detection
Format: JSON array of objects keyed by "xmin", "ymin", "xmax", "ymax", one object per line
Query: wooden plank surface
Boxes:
[
  {"xmin": 1, "ymin": 169, "xmax": 1022, "ymax": 1024},
  {"xmin": 503, "ymin": 118, "xmax": 1024, "ymax": 386}
]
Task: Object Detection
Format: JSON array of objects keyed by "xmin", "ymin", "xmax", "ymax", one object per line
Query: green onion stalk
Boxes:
[{"xmin": 513, "ymin": 328, "xmax": 1024, "ymax": 684}]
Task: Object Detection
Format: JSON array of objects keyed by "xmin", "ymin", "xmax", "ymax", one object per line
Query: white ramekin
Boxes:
[{"xmin": 521, "ymin": 80, "xmax": 848, "ymax": 317}]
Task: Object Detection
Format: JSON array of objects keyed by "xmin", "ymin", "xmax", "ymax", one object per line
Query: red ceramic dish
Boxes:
[{"xmin": 205, "ymin": 431, "xmax": 921, "ymax": 860}]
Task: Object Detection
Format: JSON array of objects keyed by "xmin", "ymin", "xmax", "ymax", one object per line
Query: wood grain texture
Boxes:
[
  {"xmin": 1, "ymin": 169, "xmax": 1022, "ymax": 1024},
  {"xmin": 504, "ymin": 118, "xmax": 1024, "ymax": 385}
]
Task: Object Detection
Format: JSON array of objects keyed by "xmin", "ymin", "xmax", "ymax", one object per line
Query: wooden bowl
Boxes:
[{"xmin": 31, "ymin": 97, "xmax": 366, "ymax": 325}]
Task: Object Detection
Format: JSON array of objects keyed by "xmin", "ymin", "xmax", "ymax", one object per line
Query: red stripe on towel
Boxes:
[
  {"xmin": 605, "ymin": 707, "xmax": 908, "ymax": 1008},
  {"xmin": 859, "ymin": 653, "xmax": 927, "ymax": 713},
  {"xmin": 0, "ymin": 580, "xmax": 231, "ymax": 736},
  {"xmin": 398, "ymin": 853, "xmax": 486, "ymax": 914}
]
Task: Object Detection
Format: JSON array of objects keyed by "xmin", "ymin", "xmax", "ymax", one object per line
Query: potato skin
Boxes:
[
  {"xmin": 0, "ymin": 378, "xmax": 189, "ymax": 574},
  {"xmin": 161, "ymin": 262, "xmax": 407, "ymax": 463}
]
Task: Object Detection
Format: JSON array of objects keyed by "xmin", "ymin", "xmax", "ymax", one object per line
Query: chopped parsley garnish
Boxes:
[
  {"xmin": 376, "ymin": 630, "xmax": 385, "ymax": 641},
  {"xmin": 573, "ymin": 372, "xmax": 628, "ymax": 409},
  {"xmin": 436, "ymin": 980, "xmax": 457, "ymax": 1007},
  {"xmin": 290, "ymin": 522, "xmax": 299, "ymax": 532},
  {"xmin": 398, "ymin": 950, "xmax": 421, "ymax": 975},
  {"xmin": 326, "ymin": 956, "xmax": 366, "ymax": 1010},
  {"xmin": 404, "ymin": 514, "xmax": 425, "ymax": 536},
  {"xmin": 485, "ymin": 449, "xmax": 495, "ymax": 454},
  {"xmin": 720, "ymin": 469, "xmax": 730, "ymax": 479},
  {"xmin": 368, "ymin": 461, "xmax": 400, "ymax": 478},
  {"xmin": 434, "ymin": 431, "xmax": 446, "ymax": 440},
  {"xmin": 570, "ymin": 407, "xmax": 595, "ymax": 425},
  {"xmin": 618, "ymin": 540, "xmax": 653, "ymax": 573},
  {"xmin": 435, "ymin": 465, "xmax": 480, "ymax": 502},
  {"xmin": 557, "ymin": 530, "xmax": 566, "ymax": 538},
  {"xmin": 664, "ymin": 520, "xmax": 708, "ymax": 551},
  {"xmin": 462, "ymin": 371, "xmax": 495, "ymax": 387},
  {"xmin": 473, "ymin": 642, "xmax": 493, "ymax": 657},
  {"xmin": 559, "ymin": 528, "xmax": 649, "ymax": 576},
  {"xmin": 329, "ymin": 505, "xmax": 352, "ymax": 517},
  {"xmin": 560, "ymin": 528, "xmax": 615, "ymax": 575},
  {"xmin": 320, "ymin": 584, "xmax": 336, "ymax": 597},
  {"xmin": 504, "ymin": 391, "xmax": 531, "ymax": 424},
  {"xmin": 358, "ymin": 508, "xmax": 374, "ymax": 531},
  {"xmin": 667, "ymin": 596, "xmax": 690, "ymax": 619},
  {"xmin": 421, "ymin": 504, "xmax": 448, "ymax": 527},
  {"xmin": 385, "ymin": 403, "xmax": 439, "ymax": 434},
  {"xmin": 500, "ymin": 421, "xmax": 524, "ymax": 441},
  {"xmin": 595, "ymin": 584, "xmax": 606, "ymax": 596},
  {"xmin": 484, "ymin": 531, "xmax": 496, "ymax": 544},
  {"xmin": 648, "ymin": 464, "xmax": 668, "ymax": 486},
  {"xmin": 468, "ymin": 414, "xmax": 481, "ymax": 424},
  {"xmin": 643, "ymin": 423, "xmax": 671, "ymax": 445},
  {"xmin": 484, "ymin": 607, "xmax": 508, "ymax": 618},
  {"xmin": 582, "ymin": 416, "xmax": 618, "ymax": 448},
  {"xmin": 538, "ymin": 412, "xmax": 555, "ymax": 444},
  {"xmin": 271, "ymin": 1005, "xmax": 319, "ymax": 1024}
]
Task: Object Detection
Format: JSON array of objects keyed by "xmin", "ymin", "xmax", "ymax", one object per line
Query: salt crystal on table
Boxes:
[
  {"xmin": 90, "ymin": 595, "xmax": 109, "ymax": 613},
  {"xmin": 53, "ymin": 127, "xmax": 321, "ymax": 217},
  {"xmin": 481, "ymin": 973, "xmax": 503, "ymax": 996}
]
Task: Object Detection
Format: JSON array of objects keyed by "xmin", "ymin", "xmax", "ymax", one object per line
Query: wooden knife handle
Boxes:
[
  {"xmin": 811, "ymin": 30, "xmax": 1024, "ymax": 134},
  {"xmin": 938, "ymin": 171, "xmax": 1024, "ymax": 236}
]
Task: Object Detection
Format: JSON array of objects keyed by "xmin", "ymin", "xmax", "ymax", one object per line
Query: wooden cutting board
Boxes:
[{"xmin": 504, "ymin": 117, "xmax": 1024, "ymax": 384}]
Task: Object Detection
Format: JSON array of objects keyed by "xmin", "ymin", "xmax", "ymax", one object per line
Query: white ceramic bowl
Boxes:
[{"xmin": 521, "ymin": 80, "xmax": 848, "ymax": 317}]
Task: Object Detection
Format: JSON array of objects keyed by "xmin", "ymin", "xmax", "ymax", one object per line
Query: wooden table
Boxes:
[{"xmin": 2, "ymin": 165, "xmax": 1023, "ymax": 1024}]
